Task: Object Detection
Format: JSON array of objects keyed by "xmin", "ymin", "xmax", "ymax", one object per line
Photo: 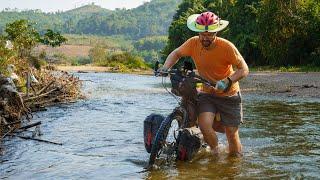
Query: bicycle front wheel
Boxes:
[{"xmin": 148, "ymin": 114, "xmax": 180, "ymax": 167}]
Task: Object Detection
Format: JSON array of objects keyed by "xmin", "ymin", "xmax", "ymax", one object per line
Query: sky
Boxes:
[{"xmin": 0, "ymin": 0, "xmax": 151, "ymax": 12}]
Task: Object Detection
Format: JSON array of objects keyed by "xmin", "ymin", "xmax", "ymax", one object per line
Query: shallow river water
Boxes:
[{"xmin": 1, "ymin": 73, "xmax": 320, "ymax": 179}]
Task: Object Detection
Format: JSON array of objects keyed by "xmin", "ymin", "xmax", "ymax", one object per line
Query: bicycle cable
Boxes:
[{"xmin": 161, "ymin": 76, "xmax": 180, "ymax": 104}]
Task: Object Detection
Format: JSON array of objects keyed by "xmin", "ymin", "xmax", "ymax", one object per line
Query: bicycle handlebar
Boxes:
[{"xmin": 155, "ymin": 69, "xmax": 216, "ymax": 89}]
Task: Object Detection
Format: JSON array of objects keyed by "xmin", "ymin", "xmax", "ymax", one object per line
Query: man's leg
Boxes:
[
  {"xmin": 198, "ymin": 112, "xmax": 219, "ymax": 154},
  {"xmin": 225, "ymin": 126, "xmax": 242, "ymax": 156}
]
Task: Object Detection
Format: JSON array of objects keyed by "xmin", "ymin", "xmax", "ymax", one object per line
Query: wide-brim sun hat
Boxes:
[{"xmin": 187, "ymin": 12, "xmax": 229, "ymax": 33}]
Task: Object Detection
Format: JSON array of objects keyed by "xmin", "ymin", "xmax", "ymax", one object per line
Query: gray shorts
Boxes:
[{"xmin": 198, "ymin": 92, "xmax": 243, "ymax": 127}]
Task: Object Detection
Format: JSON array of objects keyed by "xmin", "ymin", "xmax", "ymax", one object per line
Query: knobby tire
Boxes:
[{"xmin": 148, "ymin": 115, "xmax": 175, "ymax": 166}]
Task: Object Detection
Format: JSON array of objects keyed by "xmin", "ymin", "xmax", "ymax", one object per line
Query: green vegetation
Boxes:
[
  {"xmin": 133, "ymin": 36, "xmax": 167, "ymax": 63},
  {"xmin": 5, "ymin": 19, "xmax": 40, "ymax": 57},
  {"xmin": 0, "ymin": 0, "xmax": 181, "ymax": 39},
  {"xmin": 64, "ymin": 34, "xmax": 167, "ymax": 64},
  {"xmin": 70, "ymin": 57, "xmax": 92, "ymax": 66},
  {"xmin": 1, "ymin": 0, "xmax": 319, "ymax": 72},
  {"xmin": 64, "ymin": 34, "xmax": 133, "ymax": 51},
  {"xmin": 0, "ymin": 19, "xmax": 66, "ymax": 73},
  {"xmin": 40, "ymin": 29, "xmax": 67, "ymax": 47},
  {"xmin": 88, "ymin": 46, "xmax": 149, "ymax": 72},
  {"xmin": 164, "ymin": 0, "xmax": 320, "ymax": 68},
  {"xmin": 0, "ymin": 35, "xmax": 15, "ymax": 73}
]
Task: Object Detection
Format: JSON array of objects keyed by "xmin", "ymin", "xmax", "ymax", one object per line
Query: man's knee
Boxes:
[
  {"xmin": 225, "ymin": 126, "xmax": 239, "ymax": 140},
  {"xmin": 198, "ymin": 112, "xmax": 214, "ymax": 130}
]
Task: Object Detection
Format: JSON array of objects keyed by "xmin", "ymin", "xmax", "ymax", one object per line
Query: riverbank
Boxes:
[
  {"xmin": 56, "ymin": 65, "xmax": 319, "ymax": 99},
  {"xmin": 56, "ymin": 65, "xmax": 153, "ymax": 75},
  {"xmin": 241, "ymin": 72, "xmax": 319, "ymax": 99}
]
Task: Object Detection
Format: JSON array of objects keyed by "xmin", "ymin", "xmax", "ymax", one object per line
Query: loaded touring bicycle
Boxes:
[{"xmin": 143, "ymin": 61, "xmax": 225, "ymax": 168}]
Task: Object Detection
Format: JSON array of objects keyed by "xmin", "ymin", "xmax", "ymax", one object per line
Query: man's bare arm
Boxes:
[
  {"xmin": 163, "ymin": 49, "xmax": 181, "ymax": 69},
  {"xmin": 229, "ymin": 58, "xmax": 249, "ymax": 83}
]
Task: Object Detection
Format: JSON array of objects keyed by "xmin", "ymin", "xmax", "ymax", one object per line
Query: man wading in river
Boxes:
[{"xmin": 159, "ymin": 11, "xmax": 249, "ymax": 156}]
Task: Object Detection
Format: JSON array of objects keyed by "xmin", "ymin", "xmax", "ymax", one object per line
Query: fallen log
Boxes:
[
  {"xmin": 37, "ymin": 80, "xmax": 54, "ymax": 95},
  {"xmin": 1, "ymin": 120, "xmax": 41, "ymax": 139},
  {"xmin": 18, "ymin": 121, "xmax": 41, "ymax": 131},
  {"xmin": 11, "ymin": 134, "xmax": 63, "ymax": 145},
  {"xmin": 24, "ymin": 88, "xmax": 58, "ymax": 102}
]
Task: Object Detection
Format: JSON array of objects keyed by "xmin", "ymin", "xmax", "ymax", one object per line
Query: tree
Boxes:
[
  {"xmin": 5, "ymin": 19, "xmax": 40, "ymax": 57},
  {"xmin": 222, "ymin": 0, "xmax": 264, "ymax": 65},
  {"xmin": 40, "ymin": 29, "xmax": 67, "ymax": 47},
  {"xmin": 0, "ymin": 35, "xmax": 15, "ymax": 73},
  {"xmin": 256, "ymin": 0, "xmax": 320, "ymax": 66}
]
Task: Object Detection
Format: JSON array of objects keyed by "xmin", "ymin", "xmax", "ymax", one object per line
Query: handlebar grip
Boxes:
[{"xmin": 154, "ymin": 71, "xmax": 169, "ymax": 77}]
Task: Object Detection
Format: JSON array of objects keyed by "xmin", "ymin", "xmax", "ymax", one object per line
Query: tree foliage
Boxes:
[
  {"xmin": 164, "ymin": 0, "xmax": 320, "ymax": 67},
  {"xmin": 2, "ymin": 0, "xmax": 319, "ymax": 67},
  {"xmin": 4, "ymin": 20, "xmax": 67, "ymax": 57},
  {"xmin": 133, "ymin": 36, "xmax": 167, "ymax": 62},
  {"xmin": 40, "ymin": 29, "xmax": 67, "ymax": 47},
  {"xmin": 1, "ymin": 19, "xmax": 67, "ymax": 71},
  {"xmin": 0, "ymin": 35, "xmax": 15, "ymax": 73},
  {"xmin": 88, "ymin": 46, "xmax": 148, "ymax": 70},
  {"xmin": 0, "ymin": 0, "xmax": 182, "ymax": 39},
  {"xmin": 5, "ymin": 19, "xmax": 40, "ymax": 57}
]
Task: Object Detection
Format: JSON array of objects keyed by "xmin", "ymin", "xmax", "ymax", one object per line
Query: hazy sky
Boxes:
[{"xmin": 0, "ymin": 0, "xmax": 151, "ymax": 12}]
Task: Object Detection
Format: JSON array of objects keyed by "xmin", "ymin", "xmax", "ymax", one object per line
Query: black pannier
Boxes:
[
  {"xmin": 176, "ymin": 127, "xmax": 203, "ymax": 161},
  {"xmin": 143, "ymin": 113, "xmax": 165, "ymax": 153}
]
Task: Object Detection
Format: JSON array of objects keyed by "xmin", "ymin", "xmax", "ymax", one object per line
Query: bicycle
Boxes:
[{"xmin": 143, "ymin": 61, "xmax": 224, "ymax": 169}]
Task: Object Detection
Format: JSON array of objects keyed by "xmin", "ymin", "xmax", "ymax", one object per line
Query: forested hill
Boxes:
[{"xmin": 0, "ymin": 0, "xmax": 181, "ymax": 39}]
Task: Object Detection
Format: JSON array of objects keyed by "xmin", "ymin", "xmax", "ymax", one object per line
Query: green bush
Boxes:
[
  {"xmin": 0, "ymin": 36, "xmax": 15, "ymax": 74},
  {"xmin": 89, "ymin": 46, "xmax": 107, "ymax": 64},
  {"xmin": 70, "ymin": 56, "xmax": 92, "ymax": 66},
  {"xmin": 109, "ymin": 52, "xmax": 148, "ymax": 69},
  {"xmin": 92, "ymin": 50, "xmax": 149, "ymax": 70}
]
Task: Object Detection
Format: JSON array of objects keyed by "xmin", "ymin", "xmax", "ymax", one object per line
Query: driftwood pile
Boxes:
[
  {"xmin": 23, "ymin": 70, "xmax": 83, "ymax": 111},
  {"xmin": 0, "ymin": 69, "xmax": 83, "ymax": 146}
]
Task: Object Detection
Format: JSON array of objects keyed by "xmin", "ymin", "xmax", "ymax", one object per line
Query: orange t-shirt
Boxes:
[{"xmin": 176, "ymin": 36, "xmax": 243, "ymax": 96}]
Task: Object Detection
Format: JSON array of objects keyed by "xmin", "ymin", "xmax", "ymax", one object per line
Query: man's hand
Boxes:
[
  {"xmin": 215, "ymin": 77, "xmax": 232, "ymax": 92},
  {"xmin": 155, "ymin": 66, "xmax": 169, "ymax": 76}
]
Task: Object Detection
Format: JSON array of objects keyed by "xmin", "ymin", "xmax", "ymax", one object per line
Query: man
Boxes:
[{"xmin": 159, "ymin": 11, "xmax": 249, "ymax": 156}]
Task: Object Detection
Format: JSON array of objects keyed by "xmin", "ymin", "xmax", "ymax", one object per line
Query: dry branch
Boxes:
[{"xmin": 12, "ymin": 134, "xmax": 63, "ymax": 145}]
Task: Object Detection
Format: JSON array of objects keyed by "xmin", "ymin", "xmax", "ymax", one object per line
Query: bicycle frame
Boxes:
[
  {"xmin": 145, "ymin": 63, "xmax": 216, "ymax": 167},
  {"xmin": 158, "ymin": 67, "xmax": 214, "ymax": 129}
]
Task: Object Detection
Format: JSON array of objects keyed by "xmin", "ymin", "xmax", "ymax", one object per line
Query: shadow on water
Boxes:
[{"xmin": 1, "ymin": 73, "xmax": 319, "ymax": 179}]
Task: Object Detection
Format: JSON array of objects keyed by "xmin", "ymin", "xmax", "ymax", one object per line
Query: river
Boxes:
[{"xmin": 1, "ymin": 72, "xmax": 320, "ymax": 179}]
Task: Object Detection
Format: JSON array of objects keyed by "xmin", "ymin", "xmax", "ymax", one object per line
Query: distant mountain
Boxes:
[
  {"xmin": 64, "ymin": 3, "xmax": 111, "ymax": 15},
  {"xmin": 0, "ymin": 0, "xmax": 182, "ymax": 39}
]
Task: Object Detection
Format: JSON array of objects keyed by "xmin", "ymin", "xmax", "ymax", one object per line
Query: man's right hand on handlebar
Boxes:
[{"xmin": 155, "ymin": 66, "xmax": 169, "ymax": 77}]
